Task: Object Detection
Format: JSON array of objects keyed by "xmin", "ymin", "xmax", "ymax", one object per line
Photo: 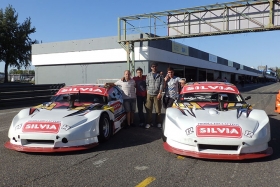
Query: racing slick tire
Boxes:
[
  {"xmin": 162, "ymin": 119, "xmax": 167, "ymax": 142},
  {"xmin": 98, "ymin": 113, "xmax": 111, "ymax": 142}
]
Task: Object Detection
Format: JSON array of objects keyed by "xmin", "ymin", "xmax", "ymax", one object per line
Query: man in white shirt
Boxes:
[{"xmin": 105, "ymin": 70, "xmax": 136, "ymax": 128}]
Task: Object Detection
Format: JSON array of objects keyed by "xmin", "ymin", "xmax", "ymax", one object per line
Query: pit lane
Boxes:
[{"xmin": 1, "ymin": 82, "xmax": 280, "ymax": 187}]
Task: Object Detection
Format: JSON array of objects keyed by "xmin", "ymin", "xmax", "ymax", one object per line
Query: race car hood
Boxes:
[
  {"xmin": 192, "ymin": 109, "xmax": 259, "ymax": 133},
  {"xmin": 31, "ymin": 108, "xmax": 87, "ymax": 121},
  {"xmin": 166, "ymin": 107, "xmax": 269, "ymax": 137},
  {"xmin": 12, "ymin": 103, "xmax": 105, "ymax": 130}
]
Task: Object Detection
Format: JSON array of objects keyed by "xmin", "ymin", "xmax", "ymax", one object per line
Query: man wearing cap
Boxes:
[{"xmin": 145, "ymin": 63, "xmax": 164, "ymax": 129}]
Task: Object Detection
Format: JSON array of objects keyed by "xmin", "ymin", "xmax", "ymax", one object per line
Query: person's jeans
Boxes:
[{"xmin": 137, "ymin": 96, "xmax": 146, "ymax": 123}]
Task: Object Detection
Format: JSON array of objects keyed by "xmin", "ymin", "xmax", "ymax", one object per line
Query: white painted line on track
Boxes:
[
  {"xmin": 0, "ymin": 127, "xmax": 9, "ymax": 132},
  {"xmin": 135, "ymin": 166, "xmax": 149, "ymax": 171},
  {"xmin": 0, "ymin": 110, "xmax": 20, "ymax": 115},
  {"xmin": 93, "ymin": 158, "xmax": 108, "ymax": 167}
]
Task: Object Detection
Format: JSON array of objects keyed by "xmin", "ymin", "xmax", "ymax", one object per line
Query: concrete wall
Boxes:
[
  {"xmin": 32, "ymin": 34, "xmax": 147, "ymax": 55},
  {"xmin": 35, "ymin": 61, "xmax": 149, "ymax": 85}
]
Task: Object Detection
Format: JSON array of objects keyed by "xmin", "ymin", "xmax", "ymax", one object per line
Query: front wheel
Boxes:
[{"xmin": 98, "ymin": 113, "xmax": 111, "ymax": 142}]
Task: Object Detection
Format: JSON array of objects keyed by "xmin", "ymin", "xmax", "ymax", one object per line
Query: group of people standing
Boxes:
[
  {"xmin": 105, "ymin": 62, "xmax": 186, "ymax": 129},
  {"xmin": 216, "ymin": 76, "xmax": 228, "ymax": 82}
]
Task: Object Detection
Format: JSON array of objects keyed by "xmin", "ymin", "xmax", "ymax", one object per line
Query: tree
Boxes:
[
  {"xmin": 9, "ymin": 68, "xmax": 35, "ymax": 75},
  {"xmin": 0, "ymin": 5, "xmax": 37, "ymax": 83},
  {"xmin": 276, "ymin": 67, "xmax": 280, "ymax": 80},
  {"xmin": 9, "ymin": 69, "xmax": 17, "ymax": 74}
]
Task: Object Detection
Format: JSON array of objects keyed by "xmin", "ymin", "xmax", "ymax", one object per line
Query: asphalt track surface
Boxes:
[{"xmin": 1, "ymin": 82, "xmax": 280, "ymax": 187}]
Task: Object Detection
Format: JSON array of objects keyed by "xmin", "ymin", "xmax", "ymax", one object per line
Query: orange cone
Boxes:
[{"xmin": 275, "ymin": 91, "xmax": 280, "ymax": 113}]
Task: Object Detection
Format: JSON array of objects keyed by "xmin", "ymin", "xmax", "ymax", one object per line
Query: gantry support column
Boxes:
[
  {"xmin": 268, "ymin": 0, "xmax": 275, "ymax": 28},
  {"xmin": 118, "ymin": 17, "xmax": 135, "ymax": 76},
  {"xmin": 125, "ymin": 42, "xmax": 135, "ymax": 76}
]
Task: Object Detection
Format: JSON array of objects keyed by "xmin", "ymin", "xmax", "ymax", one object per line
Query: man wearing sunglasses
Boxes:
[{"xmin": 145, "ymin": 63, "xmax": 164, "ymax": 129}]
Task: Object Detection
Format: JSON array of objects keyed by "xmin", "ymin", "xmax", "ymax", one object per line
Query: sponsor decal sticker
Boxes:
[
  {"xmin": 197, "ymin": 122, "xmax": 239, "ymax": 126},
  {"xmin": 244, "ymin": 130, "xmax": 254, "ymax": 138},
  {"xmin": 111, "ymin": 102, "xmax": 121, "ymax": 110},
  {"xmin": 184, "ymin": 85, "xmax": 237, "ymax": 93},
  {"xmin": 196, "ymin": 125, "xmax": 242, "ymax": 138},
  {"xmin": 58, "ymin": 87, "xmax": 105, "ymax": 95},
  {"xmin": 185, "ymin": 127, "xmax": 194, "ymax": 135},
  {"xmin": 61, "ymin": 124, "xmax": 71, "ymax": 131},
  {"xmin": 23, "ymin": 121, "xmax": 61, "ymax": 133}
]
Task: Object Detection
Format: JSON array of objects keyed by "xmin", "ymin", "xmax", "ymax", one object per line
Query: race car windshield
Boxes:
[
  {"xmin": 51, "ymin": 93, "xmax": 105, "ymax": 103},
  {"xmin": 178, "ymin": 92, "xmax": 244, "ymax": 103}
]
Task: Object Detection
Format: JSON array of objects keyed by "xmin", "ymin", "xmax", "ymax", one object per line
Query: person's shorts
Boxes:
[{"xmin": 123, "ymin": 99, "xmax": 136, "ymax": 112}]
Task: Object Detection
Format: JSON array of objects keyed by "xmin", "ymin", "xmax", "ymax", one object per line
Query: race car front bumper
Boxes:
[
  {"xmin": 4, "ymin": 141, "xmax": 98, "ymax": 153},
  {"xmin": 163, "ymin": 142, "xmax": 272, "ymax": 160}
]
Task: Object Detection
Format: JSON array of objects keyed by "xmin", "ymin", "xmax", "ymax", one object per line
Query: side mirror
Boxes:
[
  {"xmin": 218, "ymin": 94, "xmax": 228, "ymax": 101},
  {"xmin": 244, "ymin": 96, "xmax": 251, "ymax": 100}
]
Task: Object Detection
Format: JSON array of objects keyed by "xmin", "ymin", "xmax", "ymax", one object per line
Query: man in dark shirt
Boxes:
[{"xmin": 133, "ymin": 67, "xmax": 147, "ymax": 127}]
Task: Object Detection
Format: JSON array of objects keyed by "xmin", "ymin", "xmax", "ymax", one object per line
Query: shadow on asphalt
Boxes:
[{"xmin": 267, "ymin": 117, "xmax": 280, "ymax": 161}]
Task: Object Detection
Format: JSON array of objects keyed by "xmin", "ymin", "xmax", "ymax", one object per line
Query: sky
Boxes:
[{"xmin": 0, "ymin": 0, "xmax": 279, "ymax": 73}]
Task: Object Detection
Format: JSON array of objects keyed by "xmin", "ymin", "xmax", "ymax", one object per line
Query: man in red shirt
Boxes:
[{"xmin": 133, "ymin": 67, "xmax": 147, "ymax": 127}]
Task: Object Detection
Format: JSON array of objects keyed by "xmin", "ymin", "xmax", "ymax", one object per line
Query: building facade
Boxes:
[{"xmin": 32, "ymin": 34, "xmax": 269, "ymax": 85}]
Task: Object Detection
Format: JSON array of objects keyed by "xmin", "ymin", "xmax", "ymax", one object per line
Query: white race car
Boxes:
[
  {"xmin": 5, "ymin": 84, "xmax": 126, "ymax": 152},
  {"xmin": 162, "ymin": 82, "xmax": 272, "ymax": 160}
]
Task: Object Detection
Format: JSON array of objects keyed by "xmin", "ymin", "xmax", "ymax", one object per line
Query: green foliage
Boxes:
[
  {"xmin": 276, "ymin": 67, "xmax": 280, "ymax": 78},
  {"xmin": 0, "ymin": 5, "xmax": 37, "ymax": 83},
  {"xmin": 9, "ymin": 68, "xmax": 35, "ymax": 75}
]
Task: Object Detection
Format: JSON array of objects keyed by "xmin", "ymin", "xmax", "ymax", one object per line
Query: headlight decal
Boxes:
[{"xmin": 15, "ymin": 124, "xmax": 22, "ymax": 130}]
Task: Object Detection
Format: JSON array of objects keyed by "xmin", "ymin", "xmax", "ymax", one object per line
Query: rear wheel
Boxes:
[{"xmin": 98, "ymin": 113, "xmax": 111, "ymax": 142}]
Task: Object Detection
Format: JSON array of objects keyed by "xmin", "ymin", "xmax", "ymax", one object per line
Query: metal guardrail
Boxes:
[{"xmin": 0, "ymin": 83, "xmax": 65, "ymax": 108}]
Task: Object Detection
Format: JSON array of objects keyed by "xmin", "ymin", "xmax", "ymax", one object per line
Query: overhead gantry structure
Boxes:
[{"xmin": 117, "ymin": 0, "xmax": 280, "ymax": 75}]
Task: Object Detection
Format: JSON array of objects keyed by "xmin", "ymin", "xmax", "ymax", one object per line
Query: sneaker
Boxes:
[
  {"xmin": 157, "ymin": 123, "xmax": 162, "ymax": 128},
  {"xmin": 145, "ymin": 124, "xmax": 151, "ymax": 129}
]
